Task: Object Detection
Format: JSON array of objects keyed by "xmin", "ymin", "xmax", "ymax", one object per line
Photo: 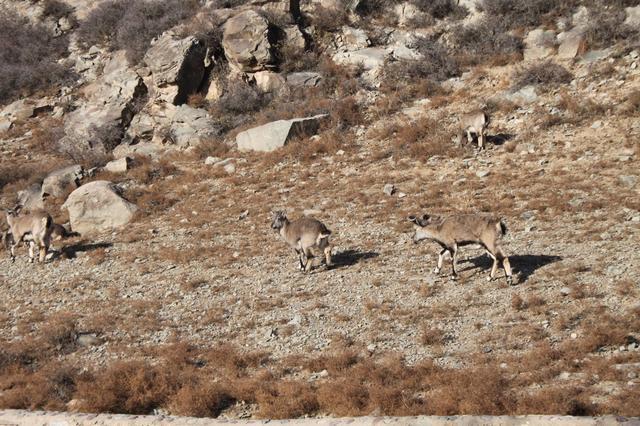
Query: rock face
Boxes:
[
  {"xmin": 236, "ymin": 114, "xmax": 328, "ymax": 152},
  {"xmin": 62, "ymin": 51, "xmax": 147, "ymax": 152},
  {"xmin": 222, "ymin": 10, "xmax": 273, "ymax": 72},
  {"xmin": 252, "ymin": 71, "xmax": 287, "ymax": 93},
  {"xmin": 62, "ymin": 181, "xmax": 138, "ymax": 236},
  {"xmin": 625, "ymin": 5, "xmax": 640, "ymax": 27},
  {"xmin": 41, "ymin": 165, "xmax": 84, "ymax": 199},
  {"xmin": 524, "ymin": 29, "xmax": 556, "ymax": 61},
  {"xmin": 17, "ymin": 184, "xmax": 45, "ymax": 211},
  {"xmin": 104, "ymin": 157, "xmax": 130, "ymax": 173},
  {"xmin": 557, "ymin": 29, "xmax": 586, "ymax": 59},
  {"xmin": 170, "ymin": 105, "xmax": 220, "ymax": 147},
  {"xmin": 144, "ymin": 32, "xmax": 207, "ymax": 105},
  {"xmin": 287, "ymin": 72, "xmax": 323, "ymax": 87}
]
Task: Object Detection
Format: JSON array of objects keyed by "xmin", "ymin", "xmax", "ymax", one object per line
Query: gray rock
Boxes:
[
  {"xmin": 62, "ymin": 181, "xmax": 138, "ymax": 235},
  {"xmin": 505, "ymin": 86, "xmax": 538, "ymax": 105},
  {"xmin": 204, "ymin": 156, "xmax": 221, "ymax": 165},
  {"xmin": 41, "ymin": 165, "xmax": 83, "ymax": 199},
  {"xmin": 521, "ymin": 210, "xmax": 536, "ymax": 220},
  {"xmin": 287, "ymin": 72, "xmax": 323, "ymax": 88},
  {"xmin": 333, "ymin": 47, "xmax": 389, "ymax": 71},
  {"xmin": 17, "ymin": 183, "xmax": 45, "ymax": 211},
  {"xmin": 236, "ymin": 114, "xmax": 328, "ymax": 152},
  {"xmin": 619, "ymin": 175, "xmax": 638, "ymax": 188},
  {"xmin": 144, "ymin": 32, "xmax": 206, "ymax": 105},
  {"xmin": 625, "ymin": 5, "xmax": 640, "ymax": 27},
  {"xmin": 0, "ymin": 99, "xmax": 35, "ymax": 121},
  {"xmin": 104, "ymin": 157, "xmax": 130, "ymax": 173},
  {"xmin": 170, "ymin": 105, "xmax": 219, "ymax": 147},
  {"xmin": 560, "ymin": 287, "xmax": 571, "ymax": 296},
  {"xmin": 335, "ymin": 26, "xmax": 370, "ymax": 51},
  {"xmin": 62, "ymin": 51, "xmax": 147, "ymax": 153},
  {"xmin": 222, "ymin": 10, "xmax": 273, "ymax": 72},
  {"xmin": 476, "ymin": 170, "xmax": 490, "ymax": 178},
  {"xmin": 252, "ymin": 71, "xmax": 287, "ymax": 94},
  {"xmin": 383, "ymin": 183, "xmax": 395, "ymax": 196},
  {"xmin": 77, "ymin": 333, "xmax": 101, "ymax": 347},
  {"xmin": 524, "ymin": 28, "xmax": 556, "ymax": 61},
  {"xmin": 557, "ymin": 29, "xmax": 585, "ymax": 59},
  {"xmin": 581, "ymin": 49, "xmax": 612, "ymax": 63}
]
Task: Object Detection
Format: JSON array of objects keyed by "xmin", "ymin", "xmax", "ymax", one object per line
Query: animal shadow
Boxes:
[
  {"xmin": 464, "ymin": 253, "xmax": 562, "ymax": 284},
  {"xmin": 487, "ymin": 133, "xmax": 514, "ymax": 146},
  {"xmin": 55, "ymin": 241, "xmax": 114, "ymax": 260},
  {"xmin": 328, "ymin": 249, "xmax": 379, "ymax": 270}
]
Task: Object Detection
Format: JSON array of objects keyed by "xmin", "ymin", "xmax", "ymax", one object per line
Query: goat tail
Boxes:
[
  {"xmin": 44, "ymin": 216, "xmax": 53, "ymax": 231},
  {"xmin": 498, "ymin": 220, "xmax": 507, "ymax": 236}
]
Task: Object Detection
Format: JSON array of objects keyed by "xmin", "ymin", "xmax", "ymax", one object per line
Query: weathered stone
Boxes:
[
  {"xmin": 383, "ymin": 184, "xmax": 395, "ymax": 196},
  {"xmin": 62, "ymin": 51, "xmax": 147, "ymax": 152},
  {"xmin": 524, "ymin": 28, "xmax": 556, "ymax": 61},
  {"xmin": 557, "ymin": 29, "xmax": 586, "ymax": 59},
  {"xmin": 0, "ymin": 117, "xmax": 11, "ymax": 132},
  {"xmin": 252, "ymin": 71, "xmax": 287, "ymax": 94},
  {"xmin": 222, "ymin": 10, "xmax": 273, "ymax": 72},
  {"xmin": 236, "ymin": 114, "xmax": 328, "ymax": 152},
  {"xmin": 62, "ymin": 181, "xmax": 138, "ymax": 235},
  {"xmin": 505, "ymin": 85, "xmax": 538, "ymax": 105},
  {"xmin": 41, "ymin": 165, "xmax": 83, "ymax": 199},
  {"xmin": 17, "ymin": 183, "xmax": 45, "ymax": 211},
  {"xmin": 287, "ymin": 72, "xmax": 323, "ymax": 87},
  {"xmin": 144, "ymin": 32, "xmax": 206, "ymax": 105},
  {"xmin": 333, "ymin": 47, "xmax": 389, "ymax": 71},
  {"xmin": 335, "ymin": 26, "xmax": 370, "ymax": 52},
  {"xmin": 104, "ymin": 157, "xmax": 130, "ymax": 173},
  {"xmin": 0, "ymin": 99, "xmax": 35, "ymax": 121},
  {"xmin": 284, "ymin": 25, "xmax": 306, "ymax": 54},
  {"xmin": 625, "ymin": 5, "xmax": 640, "ymax": 27},
  {"xmin": 170, "ymin": 105, "xmax": 220, "ymax": 147}
]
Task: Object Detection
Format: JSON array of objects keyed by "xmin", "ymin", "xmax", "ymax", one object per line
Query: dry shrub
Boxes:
[
  {"xmin": 0, "ymin": 9, "xmax": 73, "ymax": 104},
  {"xmin": 77, "ymin": 0, "xmax": 201, "ymax": 63},
  {"xmin": 256, "ymin": 381, "xmax": 319, "ymax": 419},
  {"xmin": 312, "ymin": 6, "xmax": 349, "ymax": 34},
  {"xmin": 75, "ymin": 361, "xmax": 176, "ymax": 414},
  {"xmin": 169, "ymin": 383, "xmax": 234, "ymax": 417},
  {"xmin": 584, "ymin": 8, "xmax": 639, "ymax": 49},
  {"xmin": 515, "ymin": 387, "xmax": 594, "ymax": 415},
  {"xmin": 451, "ymin": 15, "xmax": 523, "ymax": 65},
  {"xmin": 39, "ymin": 312, "xmax": 78, "ymax": 352},
  {"xmin": 420, "ymin": 327, "xmax": 445, "ymax": 346},
  {"xmin": 374, "ymin": 118, "xmax": 460, "ymax": 160},
  {"xmin": 41, "ymin": 0, "xmax": 75, "ymax": 21},
  {"xmin": 512, "ymin": 61, "xmax": 573, "ymax": 91},
  {"xmin": 511, "ymin": 294, "xmax": 525, "ymax": 311},
  {"xmin": 383, "ymin": 37, "xmax": 459, "ymax": 89},
  {"xmin": 479, "ymin": 0, "xmax": 576, "ymax": 29}
]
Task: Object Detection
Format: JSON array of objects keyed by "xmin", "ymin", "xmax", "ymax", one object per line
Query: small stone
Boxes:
[
  {"xmin": 560, "ymin": 287, "xmax": 571, "ymax": 296},
  {"xmin": 104, "ymin": 157, "xmax": 130, "ymax": 173},
  {"xmin": 591, "ymin": 120, "xmax": 603, "ymax": 129},
  {"xmin": 482, "ymin": 346, "xmax": 492, "ymax": 353},
  {"xmin": 383, "ymin": 184, "xmax": 395, "ymax": 196},
  {"xmin": 559, "ymin": 371, "xmax": 571, "ymax": 380},
  {"xmin": 525, "ymin": 224, "xmax": 537, "ymax": 232},
  {"xmin": 398, "ymin": 192, "xmax": 407, "ymax": 198},
  {"xmin": 571, "ymin": 333, "xmax": 578, "ymax": 339},
  {"xmin": 500, "ymin": 363, "xmax": 508, "ymax": 369},
  {"xmin": 204, "ymin": 156, "xmax": 220, "ymax": 165},
  {"xmin": 238, "ymin": 210, "xmax": 249, "ymax": 220},
  {"xmin": 631, "ymin": 61, "xmax": 637, "ymax": 70},
  {"xmin": 476, "ymin": 170, "xmax": 490, "ymax": 178},
  {"xmin": 336, "ymin": 149, "xmax": 345, "ymax": 156},
  {"xmin": 367, "ymin": 343, "xmax": 377, "ymax": 353},
  {"xmin": 223, "ymin": 163, "xmax": 236, "ymax": 174},
  {"xmin": 521, "ymin": 210, "xmax": 536, "ymax": 221}
]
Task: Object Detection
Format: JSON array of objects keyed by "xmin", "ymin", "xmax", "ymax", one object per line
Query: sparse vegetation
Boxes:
[
  {"xmin": 0, "ymin": 9, "xmax": 73, "ymax": 105},
  {"xmin": 77, "ymin": 0, "xmax": 201, "ymax": 63},
  {"xmin": 512, "ymin": 61, "xmax": 574, "ymax": 91}
]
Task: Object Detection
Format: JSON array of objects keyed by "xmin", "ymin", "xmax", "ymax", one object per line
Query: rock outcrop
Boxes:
[
  {"xmin": 222, "ymin": 10, "xmax": 274, "ymax": 72},
  {"xmin": 236, "ymin": 114, "xmax": 327, "ymax": 152},
  {"xmin": 62, "ymin": 181, "xmax": 138, "ymax": 235}
]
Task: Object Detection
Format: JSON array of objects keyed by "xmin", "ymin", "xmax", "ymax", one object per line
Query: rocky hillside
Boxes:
[{"xmin": 0, "ymin": 0, "xmax": 639, "ymax": 419}]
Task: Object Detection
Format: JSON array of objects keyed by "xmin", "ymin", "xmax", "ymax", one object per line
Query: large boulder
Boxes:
[
  {"xmin": 252, "ymin": 71, "xmax": 287, "ymax": 94},
  {"xmin": 332, "ymin": 47, "xmax": 389, "ymax": 71},
  {"xmin": 17, "ymin": 184, "xmax": 45, "ymax": 211},
  {"xmin": 62, "ymin": 181, "xmax": 138, "ymax": 235},
  {"xmin": 286, "ymin": 72, "xmax": 323, "ymax": 87},
  {"xmin": 236, "ymin": 114, "xmax": 328, "ymax": 152},
  {"xmin": 625, "ymin": 5, "xmax": 640, "ymax": 27},
  {"xmin": 144, "ymin": 32, "xmax": 207, "ymax": 105},
  {"xmin": 62, "ymin": 51, "xmax": 147, "ymax": 152},
  {"xmin": 222, "ymin": 10, "xmax": 274, "ymax": 72},
  {"xmin": 335, "ymin": 26, "xmax": 370, "ymax": 52},
  {"xmin": 41, "ymin": 165, "xmax": 84, "ymax": 199},
  {"xmin": 524, "ymin": 28, "xmax": 556, "ymax": 61},
  {"xmin": 170, "ymin": 105, "xmax": 220, "ymax": 147},
  {"xmin": 557, "ymin": 29, "xmax": 586, "ymax": 60}
]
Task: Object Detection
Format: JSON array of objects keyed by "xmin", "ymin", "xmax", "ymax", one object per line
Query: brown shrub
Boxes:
[
  {"xmin": 39, "ymin": 312, "xmax": 78, "ymax": 352},
  {"xmin": 420, "ymin": 327, "xmax": 445, "ymax": 346},
  {"xmin": 451, "ymin": 15, "xmax": 523, "ymax": 65},
  {"xmin": 0, "ymin": 9, "xmax": 73, "ymax": 104},
  {"xmin": 256, "ymin": 381, "xmax": 319, "ymax": 419},
  {"xmin": 512, "ymin": 61, "xmax": 573, "ymax": 91},
  {"xmin": 77, "ymin": 0, "xmax": 201, "ymax": 63},
  {"xmin": 584, "ymin": 8, "xmax": 639, "ymax": 49},
  {"xmin": 169, "ymin": 382, "xmax": 234, "ymax": 417},
  {"xmin": 479, "ymin": 0, "xmax": 576, "ymax": 29}
]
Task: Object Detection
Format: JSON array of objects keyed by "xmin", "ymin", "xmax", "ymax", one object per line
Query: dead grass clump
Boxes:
[
  {"xmin": 256, "ymin": 381, "xmax": 319, "ymax": 419},
  {"xmin": 479, "ymin": 0, "xmax": 576, "ymax": 29},
  {"xmin": 75, "ymin": 361, "xmax": 176, "ymax": 414},
  {"xmin": 77, "ymin": 0, "xmax": 201, "ymax": 63},
  {"xmin": 451, "ymin": 16, "xmax": 523, "ymax": 65},
  {"xmin": 512, "ymin": 61, "xmax": 573, "ymax": 91},
  {"xmin": 375, "ymin": 118, "xmax": 460, "ymax": 160},
  {"xmin": 584, "ymin": 8, "xmax": 639, "ymax": 49},
  {"xmin": 511, "ymin": 294, "xmax": 526, "ymax": 311},
  {"xmin": 0, "ymin": 9, "xmax": 73, "ymax": 104},
  {"xmin": 411, "ymin": 0, "xmax": 468, "ymax": 20},
  {"xmin": 515, "ymin": 387, "xmax": 594, "ymax": 415},
  {"xmin": 39, "ymin": 312, "xmax": 78, "ymax": 352},
  {"xmin": 169, "ymin": 383, "xmax": 234, "ymax": 417},
  {"xmin": 420, "ymin": 327, "xmax": 445, "ymax": 346},
  {"xmin": 181, "ymin": 278, "xmax": 207, "ymax": 292}
]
